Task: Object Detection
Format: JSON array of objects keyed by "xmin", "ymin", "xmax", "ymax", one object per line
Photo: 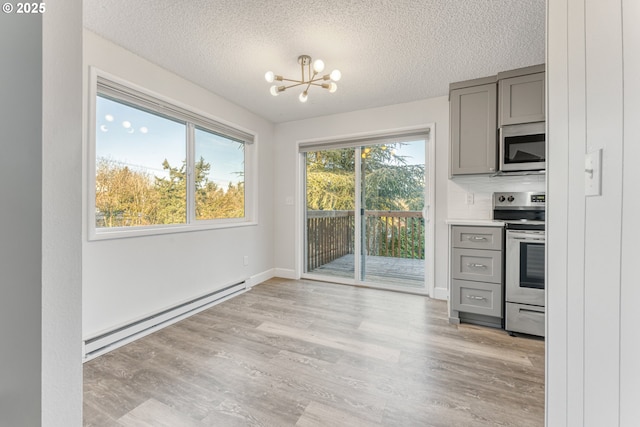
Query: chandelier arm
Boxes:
[
  {"xmin": 307, "ymin": 76, "xmax": 327, "ymax": 84},
  {"xmin": 279, "ymin": 78, "xmax": 304, "ymax": 84},
  {"xmin": 281, "ymin": 82, "xmax": 307, "ymax": 90}
]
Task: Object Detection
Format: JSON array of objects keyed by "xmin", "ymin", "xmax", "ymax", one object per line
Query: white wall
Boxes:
[
  {"xmin": 42, "ymin": 2, "xmax": 84, "ymax": 425},
  {"xmin": 82, "ymin": 31, "xmax": 275, "ymax": 338},
  {"xmin": 620, "ymin": 0, "xmax": 640, "ymax": 423},
  {"xmin": 547, "ymin": 0, "xmax": 640, "ymax": 424},
  {"xmin": 448, "ymin": 174, "xmax": 545, "ymax": 220},
  {"xmin": 272, "ymin": 97, "xmax": 450, "ymax": 298}
]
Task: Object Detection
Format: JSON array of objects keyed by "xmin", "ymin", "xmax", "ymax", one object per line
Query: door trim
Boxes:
[{"xmin": 295, "ymin": 124, "xmax": 435, "ymax": 297}]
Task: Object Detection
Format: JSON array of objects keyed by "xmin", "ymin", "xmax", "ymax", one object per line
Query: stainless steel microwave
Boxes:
[{"xmin": 499, "ymin": 122, "xmax": 546, "ymax": 172}]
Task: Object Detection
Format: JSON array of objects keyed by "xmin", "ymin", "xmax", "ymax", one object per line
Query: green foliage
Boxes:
[
  {"xmin": 306, "ymin": 144, "xmax": 425, "ymax": 211},
  {"xmin": 305, "ymin": 144, "xmax": 426, "ymax": 260},
  {"xmin": 153, "ymin": 159, "xmax": 187, "ymax": 224},
  {"xmin": 95, "ymin": 157, "xmax": 244, "ymax": 227}
]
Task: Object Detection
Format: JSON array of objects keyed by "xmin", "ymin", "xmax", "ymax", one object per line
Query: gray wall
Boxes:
[{"xmin": 0, "ymin": 13, "xmax": 43, "ymax": 426}]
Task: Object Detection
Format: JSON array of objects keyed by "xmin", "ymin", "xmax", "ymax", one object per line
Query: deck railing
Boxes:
[{"xmin": 306, "ymin": 210, "xmax": 424, "ymax": 271}]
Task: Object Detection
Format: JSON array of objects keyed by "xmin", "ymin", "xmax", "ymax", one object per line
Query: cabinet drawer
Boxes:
[
  {"xmin": 451, "ymin": 279, "xmax": 502, "ymax": 317},
  {"xmin": 452, "ymin": 248, "xmax": 502, "ymax": 283},
  {"xmin": 452, "ymin": 226, "xmax": 503, "ymax": 250}
]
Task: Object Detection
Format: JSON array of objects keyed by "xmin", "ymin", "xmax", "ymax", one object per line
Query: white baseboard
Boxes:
[
  {"xmin": 273, "ymin": 268, "xmax": 297, "ymax": 279},
  {"xmin": 248, "ymin": 269, "xmax": 276, "ymax": 287}
]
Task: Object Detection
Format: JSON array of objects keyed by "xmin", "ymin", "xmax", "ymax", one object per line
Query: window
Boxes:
[{"xmin": 89, "ymin": 70, "xmax": 255, "ymax": 239}]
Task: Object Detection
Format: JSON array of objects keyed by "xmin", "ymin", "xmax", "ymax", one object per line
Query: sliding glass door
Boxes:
[
  {"xmin": 305, "ymin": 147, "xmax": 356, "ymax": 280},
  {"xmin": 360, "ymin": 140, "xmax": 425, "ymax": 288},
  {"xmin": 303, "ymin": 133, "xmax": 429, "ymax": 292}
]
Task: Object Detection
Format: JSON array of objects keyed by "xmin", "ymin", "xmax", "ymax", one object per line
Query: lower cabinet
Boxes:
[
  {"xmin": 451, "ymin": 279, "xmax": 502, "ymax": 317},
  {"xmin": 449, "ymin": 225, "xmax": 504, "ymax": 328}
]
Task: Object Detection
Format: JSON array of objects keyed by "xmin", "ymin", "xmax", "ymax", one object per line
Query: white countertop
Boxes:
[{"xmin": 446, "ymin": 219, "xmax": 505, "ymax": 227}]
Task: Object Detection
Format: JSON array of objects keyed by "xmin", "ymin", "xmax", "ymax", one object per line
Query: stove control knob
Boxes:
[
  {"xmin": 507, "ymin": 196, "xmax": 515, "ymax": 202},
  {"xmin": 498, "ymin": 196, "xmax": 506, "ymax": 202}
]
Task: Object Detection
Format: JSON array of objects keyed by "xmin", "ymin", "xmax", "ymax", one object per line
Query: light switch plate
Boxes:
[{"xmin": 585, "ymin": 149, "xmax": 602, "ymax": 197}]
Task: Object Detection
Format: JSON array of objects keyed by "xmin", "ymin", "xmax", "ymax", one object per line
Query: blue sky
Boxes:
[{"xmin": 96, "ymin": 96, "xmax": 244, "ymax": 187}]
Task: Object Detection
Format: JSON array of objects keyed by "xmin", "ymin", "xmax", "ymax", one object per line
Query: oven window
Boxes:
[
  {"xmin": 504, "ymin": 134, "xmax": 545, "ymax": 164},
  {"xmin": 519, "ymin": 242, "xmax": 545, "ymax": 289}
]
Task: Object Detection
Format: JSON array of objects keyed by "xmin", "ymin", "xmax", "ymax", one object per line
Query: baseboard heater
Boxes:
[{"xmin": 83, "ymin": 280, "xmax": 248, "ymax": 361}]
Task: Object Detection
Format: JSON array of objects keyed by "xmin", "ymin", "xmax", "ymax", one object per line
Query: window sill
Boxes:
[{"xmin": 88, "ymin": 220, "xmax": 258, "ymax": 241}]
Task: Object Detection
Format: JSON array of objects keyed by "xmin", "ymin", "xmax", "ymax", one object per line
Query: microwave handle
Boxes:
[{"xmin": 498, "ymin": 127, "xmax": 504, "ymax": 172}]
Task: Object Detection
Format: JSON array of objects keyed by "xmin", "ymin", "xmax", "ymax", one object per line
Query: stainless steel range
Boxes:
[{"xmin": 493, "ymin": 192, "xmax": 545, "ymax": 337}]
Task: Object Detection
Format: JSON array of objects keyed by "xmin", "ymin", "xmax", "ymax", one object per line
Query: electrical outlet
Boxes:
[
  {"xmin": 466, "ymin": 193, "xmax": 475, "ymax": 205},
  {"xmin": 243, "ymin": 256, "xmax": 249, "ymax": 266}
]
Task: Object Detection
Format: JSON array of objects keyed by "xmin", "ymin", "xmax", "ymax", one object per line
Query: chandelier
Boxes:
[{"xmin": 265, "ymin": 55, "xmax": 342, "ymax": 103}]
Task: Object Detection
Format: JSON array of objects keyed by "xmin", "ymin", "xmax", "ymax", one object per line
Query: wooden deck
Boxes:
[
  {"xmin": 83, "ymin": 278, "xmax": 545, "ymax": 426},
  {"xmin": 308, "ymin": 254, "xmax": 425, "ymax": 288}
]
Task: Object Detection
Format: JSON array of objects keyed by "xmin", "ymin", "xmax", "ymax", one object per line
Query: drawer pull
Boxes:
[
  {"xmin": 466, "ymin": 263, "xmax": 487, "ymax": 269},
  {"xmin": 466, "ymin": 295, "xmax": 487, "ymax": 301},
  {"xmin": 469, "ymin": 236, "xmax": 487, "ymax": 241}
]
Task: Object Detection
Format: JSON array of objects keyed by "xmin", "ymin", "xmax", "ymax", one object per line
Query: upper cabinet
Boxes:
[
  {"xmin": 498, "ymin": 64, "xmax": 546, "ymax": 126},
  {"xmin": 449, "ymin": 76, "xmax": 498, "ymax": 176}
]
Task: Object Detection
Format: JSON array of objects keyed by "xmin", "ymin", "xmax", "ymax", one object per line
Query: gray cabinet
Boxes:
[
  {"xmin": 451, "ymin": 226, "xmax": 502, "ymax": 250},
  {"xmin": 452, "ymin": 248, "xmax": 502, "ymax": 284},
  {"xmin": 450, "ymin": 225, "xmax": 504, "ymax": 326},
  {"xmin": 498, "ymin": 65, "xmax": 546, "ymax": 126},
  {"xmin": 449, "ymin": 77, "xmax": 497, "ymax": 175},
  {"xmin": 451, "ymin": 279, "xmax": 502, "ymax": 318}
]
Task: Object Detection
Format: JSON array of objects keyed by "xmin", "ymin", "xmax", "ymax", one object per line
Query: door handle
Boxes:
[
  {"xmin": 466, "ymin": 295, "xmax": 487, "ymax": 301},
  {"xmin": 469, "ymin": 236, "xmax": 487, "ymax": 241}
]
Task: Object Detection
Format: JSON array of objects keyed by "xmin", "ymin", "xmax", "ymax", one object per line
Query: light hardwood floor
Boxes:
[{"xmin": 83, "ymin": 278, "xmax": 545, "ymax": 426}]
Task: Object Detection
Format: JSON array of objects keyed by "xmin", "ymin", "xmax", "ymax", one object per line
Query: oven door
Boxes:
[
  {"xmin": 505, "ymin": 229, "xmax": 545, "ymax": 306},
  {"xmin": 500, "ymin": 122, "xmax": 546, "ymax": 172}
]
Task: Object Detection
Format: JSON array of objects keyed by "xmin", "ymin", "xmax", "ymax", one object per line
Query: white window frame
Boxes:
[{"xmin": 87, "ymin": 67, "xmax": 257, "ymax": 240}]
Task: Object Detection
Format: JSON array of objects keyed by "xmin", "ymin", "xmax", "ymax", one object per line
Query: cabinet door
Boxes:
[
  {"xmin": 450, "ymin": 83, "xmax": 497, "ymax": 175},
  {"xmin": 499, "ymin": 72, "xmax": 545, "ymax": 126}
]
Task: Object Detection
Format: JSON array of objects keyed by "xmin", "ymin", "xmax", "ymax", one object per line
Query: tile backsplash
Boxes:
[{"xmin": 448, "ymin": 174, "xmax": 546, "ymax": 220}]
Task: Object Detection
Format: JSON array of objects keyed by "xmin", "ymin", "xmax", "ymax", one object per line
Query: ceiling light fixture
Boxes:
[{"xmin": 265, "ymin": 55, "xmax": 341, "ymax": 103}]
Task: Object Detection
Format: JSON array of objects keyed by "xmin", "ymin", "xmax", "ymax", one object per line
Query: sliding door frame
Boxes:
[{"xmin": 295, "ymin": 124, "xmax": 436, "ymax": 297}]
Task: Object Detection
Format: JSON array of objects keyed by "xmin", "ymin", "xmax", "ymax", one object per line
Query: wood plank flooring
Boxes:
[{"xmin": 83, "ymin": 278, "xmax": 545, "ymax": 426}]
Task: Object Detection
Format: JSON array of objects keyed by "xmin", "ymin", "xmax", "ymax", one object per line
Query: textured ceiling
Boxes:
[{"xmin": 83, "ymin": 0, "xmax": 545, "ymax": 124}]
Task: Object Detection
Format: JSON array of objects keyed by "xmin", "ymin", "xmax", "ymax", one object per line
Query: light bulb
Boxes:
[
  {"xmin": 270, "ymin": 85, "xmax": 280, "ymax": 96},
  {"xmin": 330, "ymin": 69, "xmax": 342, "ymax": 81},
  {"xmin": 265, "ymin": 71, "xmax": 275, "ymax": 83},
  {"xmin": 313, "ymin": 59, "xmax": 325, "ymax": 73},
  {"xmin": 299, "ymin": 91, "xmax": 308, "ymax": 103},
  {"xmin": 329, "ymin": 82, "xmax": 338, "ymax": 93}
]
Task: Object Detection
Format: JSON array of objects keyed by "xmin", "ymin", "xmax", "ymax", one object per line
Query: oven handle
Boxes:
[
  {"xmin": 510, "ymin": 236, "xmax": 545, "ymax": 242},
  {"xmin": 507, "ymin": 231, "xmax": 545, "ymax": 241}
]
